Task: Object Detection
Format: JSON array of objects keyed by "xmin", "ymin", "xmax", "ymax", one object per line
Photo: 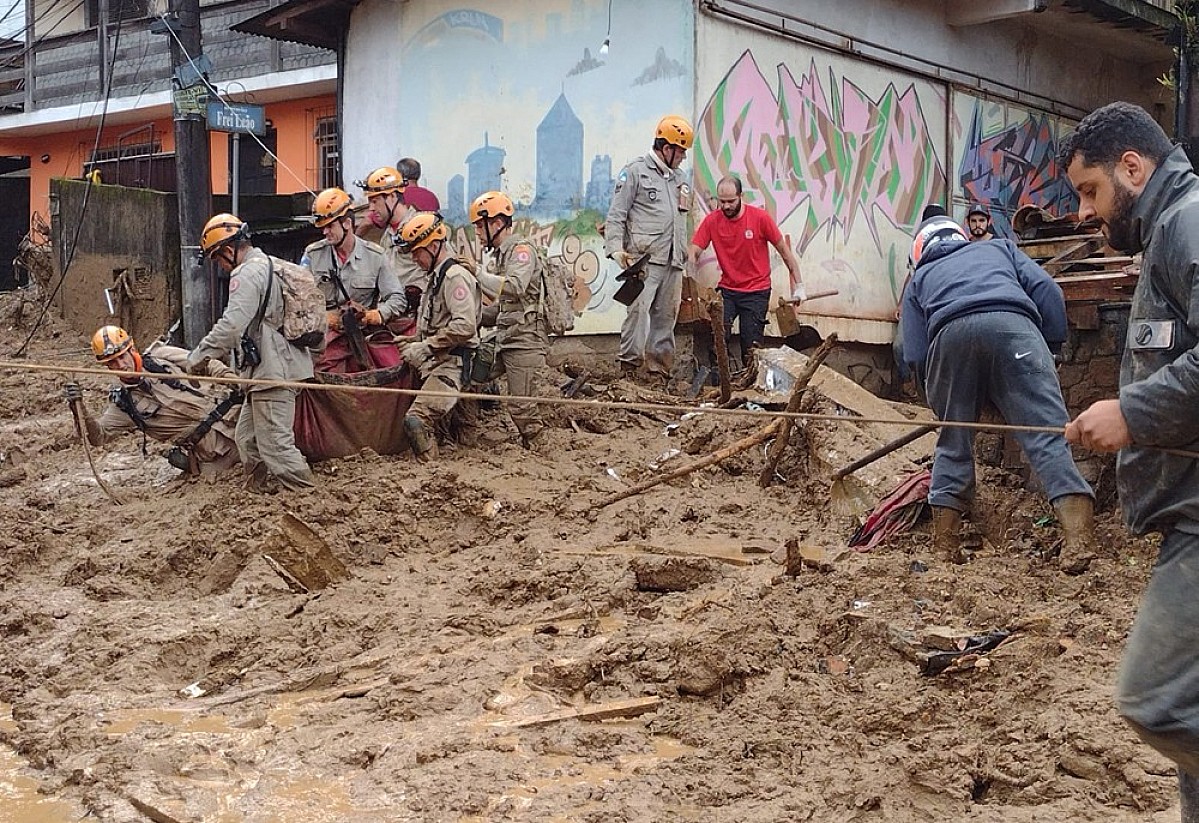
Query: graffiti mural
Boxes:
[
  {"xmin": 953, "ymin": 94, "xmax": 1078, "ymax": 237},
  {"xmin": 694, "ymin": 41, "xmax": 947, "ymax": 331},
  {"xmin": 696, "ymin": 50, "xmax": 945, "ymax": 255}
]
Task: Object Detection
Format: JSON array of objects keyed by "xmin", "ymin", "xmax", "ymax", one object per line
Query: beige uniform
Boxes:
[
  {"xmin": 475, "ymin": 235, "xmax": 547, "ymax": 442},
  {"xmin": 303, "ymin": 237, "xmax": 406, "ymax": 322},
  {"xmin": 382, "ymin": 205, "xmax": 431, "ymax": 300},
  {"xmin": 187, "ymin": 247, "xmax": 315, "ymax": 491},
  {"xmin": 408, "ymin": 258, "xmax": 480, "ymax": 426},
  {"xmin": 89, "ymin": 343, "xmax": 239, "ymax": 471},
  {"xmin": 604, "ymin": 151, "xmax": 691, "ymax": 375}
]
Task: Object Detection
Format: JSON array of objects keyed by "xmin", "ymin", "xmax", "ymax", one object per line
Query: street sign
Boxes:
[
  {"xmin": 206, "ymin": 102, "xmax": 266, "ymax": 137},
  {"xmin": 172, "ymin": 83, "xmax": 207, "ymax": 118}
]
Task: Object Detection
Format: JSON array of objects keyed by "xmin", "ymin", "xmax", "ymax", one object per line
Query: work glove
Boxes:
[
  {"xmin": 790, "ymin": 282, "xmax": 808, "ymax": 303},
  {"xmin": 186, "ymin": 357, "xmax": 210, "ymax": 376},
  {"xmin": 613, "ymin": 250, "xmax": 635, "ymax": 270},
  {"xmin": 362, "ymin": 309, "xmax": 383, "ymax": 326},
  {"xmin": 401, "ymin": 340, "xmax": 434, "ymax": 369},
  {"xmin": 326, "ymin": 309, "xmax": 343, "ymax": 331},
  {"xmin": 63, "ymin": 381, "xmax": 83, "ymax": 403}
]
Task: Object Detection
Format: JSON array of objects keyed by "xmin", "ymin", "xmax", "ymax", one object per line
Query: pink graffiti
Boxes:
[{"xmin": 697, "ymin": 51, "xmax": 945, "ymax": 254}]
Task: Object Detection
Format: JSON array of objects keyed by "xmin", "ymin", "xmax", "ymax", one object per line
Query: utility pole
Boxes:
[{"xmin": 166, "ymin": 0, "xmax": 213, "ymax": 346}]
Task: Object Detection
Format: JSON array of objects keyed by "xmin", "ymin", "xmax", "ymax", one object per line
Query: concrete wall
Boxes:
[
  {"xmin": 703, "ymin": 0, "xmax": 1172, "ymax": 118},
  {"xmin": 343, "ymin": 0, "xmax": 694, "ymax": 334},
  {"xmin": 50, "ymin": 179, "xmax": 180, "ymax": 345}
]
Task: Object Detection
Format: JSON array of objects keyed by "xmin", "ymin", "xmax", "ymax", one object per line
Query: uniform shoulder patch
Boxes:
[
  {"xmin": 514, "ymin": 244, "xmax": 532, "ymax": 263},
  {"xmin": 228, "ymin": 277, "xmax": 240, "ymax": 293},
  {"xmin": 452, "ymin": 284, "xmax": 469, "ymax": 302},
  {"xmin": 618, "ymin": 169, "xmax": 628, "ymax": 183}
]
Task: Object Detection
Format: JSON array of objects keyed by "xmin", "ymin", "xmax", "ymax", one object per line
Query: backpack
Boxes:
[
  {"xmin": 257, "ymin": 256, "xmax": 326, "ymax": 349},
  {"xmin": 535, "ymin": 248, "xmax": 576, "ymax": 336}
]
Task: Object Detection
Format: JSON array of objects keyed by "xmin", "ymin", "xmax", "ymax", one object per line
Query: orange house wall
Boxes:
[{"xmin": 0, "ymin": 93, "xmax": 334, "ymax": 231}]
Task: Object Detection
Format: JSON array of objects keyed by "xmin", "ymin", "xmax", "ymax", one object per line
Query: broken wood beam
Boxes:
[
  {"xmin": 706, "ymin": 293, "xmax": 733, "ymax": 404},
  {"xmin": 260, "ymin": 512, "xmax": 349, "ymax": 593},
  {"xmin": 757, "ymin": 333, "xmax": 839, "ymax": 487},
  {"xmin": 490, "ymin": 696, "xmax": 663, "ymax": 728}
]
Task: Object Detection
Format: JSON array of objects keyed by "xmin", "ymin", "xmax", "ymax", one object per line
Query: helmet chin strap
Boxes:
[
  {"xmin": 419, "ymin": 239, "xmax": 444, "ymax": 273},
  {"xmin": 483, "ymin": 217, "xmax": 497, "ymax": 250}
]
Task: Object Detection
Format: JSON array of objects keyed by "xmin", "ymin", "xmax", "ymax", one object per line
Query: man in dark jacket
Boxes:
[
  {"xmin": 901, "ymin": 215, "xmax": 1094, "ymax": 567},
  {"xmin": 1062, "ymin": 101, "xmax": 1199, "ymax": 816}
]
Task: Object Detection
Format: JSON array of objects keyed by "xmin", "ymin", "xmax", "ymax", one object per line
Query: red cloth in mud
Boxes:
[
  {"xmin": 847, "ymin": 469, "xmax": 931, "ymax": 551},
  {"xmin": 294, "ymin": 326, "xmax": 417, "ymax": 461}
]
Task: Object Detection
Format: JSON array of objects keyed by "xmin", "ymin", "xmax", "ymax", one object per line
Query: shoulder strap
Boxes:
[
  {"xmin": 252, "ymin": 257, "xmax": 275, "ymax": 332},
  {"xmin": 424, "ymin": 258, "xmax": 458, "ymax": 330}
]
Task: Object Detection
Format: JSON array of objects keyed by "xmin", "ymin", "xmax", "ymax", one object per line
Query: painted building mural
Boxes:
[
  {"xmin": 694, "ymin": 29, "xmax": 948, "ymax": 342},
  {"xmin": 951, "ymin": 93, "xmax": 1078, "ymax": 238},
  {"xmin": 343, "ymin": 0, "xmax": 693, "ymax": 334}
]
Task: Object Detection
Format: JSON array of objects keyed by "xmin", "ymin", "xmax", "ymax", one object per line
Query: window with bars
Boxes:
[
  {"xmin": 315, "ymin": 115, "xmax": 339, "ymax": 190},
  {"xmin": 86, "ymin": 0, "xmax": 150, "ymax": 27}
]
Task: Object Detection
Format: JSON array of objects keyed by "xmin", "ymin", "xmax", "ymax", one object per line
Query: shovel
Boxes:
[
  {"xmin": 829, "ymin": 424, "xmax": 937, "ymax": 516},
  {"xmin": 612, "ymin": 253, "xmax": 651, "ymax": 306}
]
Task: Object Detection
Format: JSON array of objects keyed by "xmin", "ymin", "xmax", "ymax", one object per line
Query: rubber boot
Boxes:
[
  {"xmin": 931, "ymin": 505, "xmax": 964, "ymax": 564},
  {"xmin": 1181, "ymin": 770, "xmax": 1199, "ymax": 823},
  {"xmin": 1053, "ymin": 494, "xmax": 1096, "ymax": 575},
  {"xmin": 403, "ymin": 414, "xmax": 437, "ymax": 463}
]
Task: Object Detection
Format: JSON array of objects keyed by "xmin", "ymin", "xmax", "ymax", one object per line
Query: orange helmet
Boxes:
[
  {"xmin": 469, "ymin": 191, "xmax": 515, "ymax": 223},
  {"xmin": 91, "ymin": 325, "xmax": 134, "ymax": 362},
  {"xmin": 358, "ymin": 167, "xmax": 406, "ymax": 197},
  {"xmin": 909, "ymin": 216, "xmax": 968, "ymax": 268},
  {"xmin": 313, "ymin": 188, "xmax": 354, "ymax": 227},
  {"xmin": 396, "ymin": 212, "xmax": 447, "ymax": 253},
  {"xmin": 199, "ymin": 213, "xmax": 248, "ymax": 258},
  {"xmin": 655, "ymin": 115, "xmax": 694, "ymax": 149}
]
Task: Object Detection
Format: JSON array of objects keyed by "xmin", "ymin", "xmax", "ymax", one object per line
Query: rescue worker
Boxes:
[
  {"xmin": 900, "ymin": 214, "xmax": 1094, "ymax": 567},
  {"xmin": 63, "ymin": 325, "xmax": 240, "ymax": 474},
  {"xmin": 605, "ymin": 114, "xmax": 693, "ymax": 385},
  {"xmin": 302, "ymin": 186, "xmax": 406, "ymax": 333},
  {"xmin": 469, "ymin": 190, "xmax": 547, "ymax": 447},
  {"xmin": 186, "ymin": 213, "xmax": 316, "ymax": 491},
  {"xmin": 395, "ymin": 212, "xmax": 480, "ymax": 461},
  {"xmin": 355, "ymin": 166, "xmax": 426, "ymax": 317},
  {"xmin": 965, "ymin": 203, "xmax": 997, "ymax": 242},
  {"xmin": 1061, "ymin": 101, "xmax": 1199, "ymax": 818}
]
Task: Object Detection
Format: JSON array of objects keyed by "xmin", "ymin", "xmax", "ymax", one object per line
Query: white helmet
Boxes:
[{"xmin": 910, "ymin": 216, "xmax": 968, "ymax": 268}]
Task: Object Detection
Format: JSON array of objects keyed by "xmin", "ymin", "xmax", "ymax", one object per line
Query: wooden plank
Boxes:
[
  {"xmin": 1044, "ymin": 255, "xmax": 1135, "ymax": 268},
  {"xmin": 491, "ymin": 696, "xmax": 663, "ymax": 728}
]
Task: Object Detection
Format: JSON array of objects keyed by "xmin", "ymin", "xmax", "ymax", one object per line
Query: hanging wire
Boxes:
[
  {"xmin": 156, "ymin": 11, "xmax": 317, "ymax": 198},
  {"xmin": 11, "ymin": 8, "xmax": 124, "ymax": 357}
]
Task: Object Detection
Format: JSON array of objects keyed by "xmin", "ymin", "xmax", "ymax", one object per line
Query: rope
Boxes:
[{"xmin": 5, "ymin": 358, "xmax": 1199, "ymax": 459}]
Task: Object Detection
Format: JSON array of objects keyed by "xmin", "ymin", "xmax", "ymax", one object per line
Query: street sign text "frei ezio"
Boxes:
[{"xmin": 206, "ymin": 102, "xmax": 266, "ymax": 136}]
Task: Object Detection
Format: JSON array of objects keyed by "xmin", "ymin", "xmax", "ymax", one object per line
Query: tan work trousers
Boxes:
[
  {"xmin": 409, "ymin": 356, "xmax": 464, "ymax": 427},
  {"xmin": 236, "ymin": 387, "xmax": 314, "ymax": 491},
  {"xmin": 495, "ymin": 321, "xmax": 547, "ymax": 440}
]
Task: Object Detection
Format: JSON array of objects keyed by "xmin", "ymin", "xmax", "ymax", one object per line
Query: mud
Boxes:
[{"xmin": 0, "ymin": 291, "xmax": 1183, "ymax": 822}]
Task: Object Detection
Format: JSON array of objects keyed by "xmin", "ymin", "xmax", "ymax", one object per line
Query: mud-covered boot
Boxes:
[
  {"xmin": 931, "ymin": 505, "xmax": 964, "ymax": 564},
  {"xmin": 1053, "ymin": 494, "xmax": 1096, "ymax": 575},
  {"xmin": 403, "ymin": 414, "xmax": 437, "ymax": 463},
  {"xmin": 1182, "ymin": 770, "xmax": 1199, "ymax": 823}
]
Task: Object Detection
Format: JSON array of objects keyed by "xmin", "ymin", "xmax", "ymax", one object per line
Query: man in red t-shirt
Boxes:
[
  {"xmin": 397, "ymin": 157, "xmax": 441, "ymax": 213},
  {"xmin": 689, "ymin": 176, "xmax": 803, "ymax": 366}
]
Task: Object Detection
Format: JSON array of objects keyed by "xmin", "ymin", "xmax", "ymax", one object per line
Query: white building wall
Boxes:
[{"xmin": 343, "ymin": 0, "xmax": 694, "ymax": 335}]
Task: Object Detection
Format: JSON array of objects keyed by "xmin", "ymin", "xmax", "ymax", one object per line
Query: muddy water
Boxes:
[{"xmin": 0, "ymin": 705, "xmax": 77, "ymax": 823}]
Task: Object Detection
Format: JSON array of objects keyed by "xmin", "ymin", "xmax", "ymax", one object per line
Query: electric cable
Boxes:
[
  {"xmin": 11, "ymin": 9, "xmax": 124, "ymax": 357},
  {"xmin": 157, "ymin": 11, "xmax": 316, "ymax": 197}
]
